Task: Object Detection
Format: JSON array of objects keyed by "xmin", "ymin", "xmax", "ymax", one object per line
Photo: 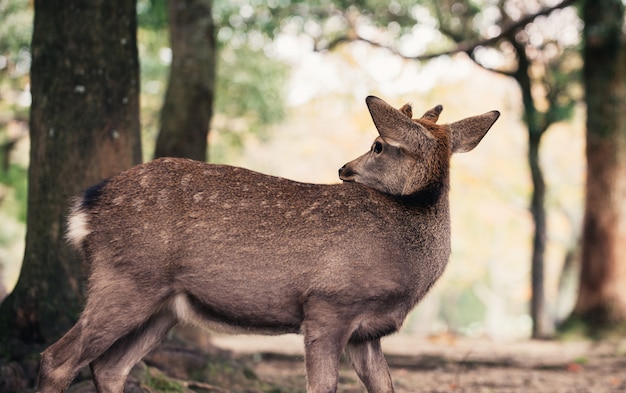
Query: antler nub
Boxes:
[
  {"xmin": 399, "ymin": 103, "xmax": 413, "ymax": 119},
  {"xmin": 420, "ymin": 105, "xmax": 443, "ymax": 123}
]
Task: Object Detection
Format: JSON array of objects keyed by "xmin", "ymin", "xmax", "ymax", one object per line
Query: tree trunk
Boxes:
[
  {"xmin": 511, "ymin": 37, "xmax": 552, "ymax": 338},
  {"xmin": 153, "ymin": 0, "xmax": 216, "ymax": 161},
  {"xmin": 0, "ymin": 0, "xmax": 141, "ymax": 355},
  {"xmin": 573, "ymin": 0, "xmax": 626, "ymax": 330},
  {"xmin": 528, "ymin": 132, "xmax": 551, "ymax": 338}
]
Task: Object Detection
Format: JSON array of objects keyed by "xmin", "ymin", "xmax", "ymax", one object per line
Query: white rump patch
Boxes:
[{"xmin": 66, "ymin": 210, "xmax": 91, "ymax": 249}]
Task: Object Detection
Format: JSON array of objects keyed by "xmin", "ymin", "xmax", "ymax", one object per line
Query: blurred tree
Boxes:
[
  {"xmin": 154, "ymin": 0, "xmax": 216, "ymax": 161},
  {"xmin": 569, "ymin": 0, "xmax": 626, "ymax": 333},
  {"xmin": 205, "ymin": 0, "xmax": 429, "ymax": 160},
  {"xmin": 430, "ymin": 0, "xmax": 578, "ymax": 339},
  {"xmin": 0, "ymin": 0, "xmax": 141, "ymax": 376},
  {"xmin": 139, "ymin": 0, "xmax": 289, "ymax": 161},
  {"xmin": 316, "ymin": 0, "xmax": 578, "ymax": 338}
]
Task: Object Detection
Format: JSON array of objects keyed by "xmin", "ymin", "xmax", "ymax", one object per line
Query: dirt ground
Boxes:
[
  {"xmin": 11, "ymin": 332, "xmax": 624, "ymax": 393},
  {"xmin": 210, "ymin": 333, "xmax": 626, "ymax": 393}
]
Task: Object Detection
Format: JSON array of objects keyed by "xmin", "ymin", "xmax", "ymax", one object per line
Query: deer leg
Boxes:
[
  {"xmin": 90, "ymin": 310, "xmax": 178, "ymax": 393},
  {"xmin": 37, "ymin": 284, "xmax": 171, "ymax": 393},
  {"xmin": 302, "ymin": 332, "xmax": 343, "ymax": 393},
  {"xmin": 301, "ymin": 302, "xmax": 352, "ymax": 393},
  {"xmin": 346, "ymin": 339, "xmax": 394, "ymax": 393},
  {"xmin": 37, "ymin": 320, "xmax": 90, "ymax": 393}
]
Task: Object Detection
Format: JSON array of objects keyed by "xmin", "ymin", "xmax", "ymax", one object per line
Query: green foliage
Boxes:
[
  {"xmin": 218, "ymin": 50, "xmax": 287, "ymax": 127},
  {"xmin": 558, "ymin": 312, "xmax": 626, "ymax": 340},
  {"xmin": 214, "ymin": 44, "xmax": 289, "ymax": 138},
  {"xmin": 213, "ymin": 0, "xmax": 424, "ymax": 49},
  {"xmin": 142, "ymin": 367, "xmax": 189, "ymax": 393},
  {"xmin": 0, "ymin": 0, "xmax": 31, "ymax": 128},
  {"xmin": 0, "ymin": 0, "xmax": 31, "ymax": 230},
  {"xmin": 427, "ymin": 0, "xmax": 482, "ymax": 42},
  {"xmin": 0, "ymin": 0, "xmax": 32, "ymax": 54},
  {"xmin": 557, "ymin": 314, "xmax": 590, "ymax": 339},
  {"xmin": 0, "ymin": 0, "xmax": 30, "ymax": 307},
  {"xmin": 138, "ymin": 0, "xmax": 290, "ymax": 162},
  {"xmin": 137, "ymin": 0, "xmax": 168, "ymax": 31},
  {"xmin": 0, "ymin": 0, "xmax": 31, "ymax": 97},
  {"xmin": 0, "ymin": 163, "xmax": 28, "ymax": 225}
]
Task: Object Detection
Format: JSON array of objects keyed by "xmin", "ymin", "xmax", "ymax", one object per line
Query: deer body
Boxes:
[{"xmin": 37, "ymin": 96, "xmax": 499, "ymax": 393}]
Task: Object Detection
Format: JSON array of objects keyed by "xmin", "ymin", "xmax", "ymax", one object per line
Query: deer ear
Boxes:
[
  {"xmin": 366, "ymin": 96, "xmax": 417, "ymax": 142},
  {"xmin": 448, "ymin": 110, "xmax": 500, "ymax": 153}
]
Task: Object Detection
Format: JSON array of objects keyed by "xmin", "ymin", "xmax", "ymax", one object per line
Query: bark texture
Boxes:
[
  {"xmin": 574, "ymin": 0, "xmax": 626, "ymax": 328},
  {"xmin": 0, "ymin": 0, "xmax": 142, "ymax": 352}
]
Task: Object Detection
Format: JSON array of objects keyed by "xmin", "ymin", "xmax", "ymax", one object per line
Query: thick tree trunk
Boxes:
[
  {"xmin": 154, "ymin": 0, "xmax": 216, "ymax": 161},
  {"xmin": 0, "ymin": 0, "xmax": 141, "ymax": 354},
  {"xmin": 574, "ymin": 0, "xmax": 626, "ymax": 329}
]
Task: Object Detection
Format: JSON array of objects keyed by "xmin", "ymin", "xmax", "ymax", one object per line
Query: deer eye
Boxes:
[{"xmin": 373, "ymin": 141, "xmax": 383, "ymax": 154}]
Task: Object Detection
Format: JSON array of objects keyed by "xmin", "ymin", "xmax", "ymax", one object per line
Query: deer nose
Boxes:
[{"xmin": 339, "ymin": 165, "xmax": 355, "ymax": 182}]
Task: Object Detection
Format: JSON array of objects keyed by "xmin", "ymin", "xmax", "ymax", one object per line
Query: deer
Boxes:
[{"xmin": 36, "ymin": 95, "xmax": 499, "ymax": 393}]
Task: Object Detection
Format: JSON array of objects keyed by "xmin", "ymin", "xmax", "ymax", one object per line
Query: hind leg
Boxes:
[
  {"xmin": 346, "ymin": 339, "xmax": 394, "ymax": 393},
  {"xmin": 90, "ymin": 310, "xmax": 177, "ymax": 393},
  {"xmin": 37, "ymin": 284, "xmax": 171, "ymax": 393},
  {"xmin": 37, "ymin": 320, "xmax": 92, "ymax": 393}
]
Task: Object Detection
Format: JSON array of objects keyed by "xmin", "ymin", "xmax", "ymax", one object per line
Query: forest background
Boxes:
[{"xmin": 0, "ymin": 0, "xmax": 625, "ymax": 390}]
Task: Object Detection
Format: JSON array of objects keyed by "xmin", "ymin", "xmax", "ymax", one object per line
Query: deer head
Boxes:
[{"xmin": 339, "ymin": 96, "xmax": 500, "ymax": 196}]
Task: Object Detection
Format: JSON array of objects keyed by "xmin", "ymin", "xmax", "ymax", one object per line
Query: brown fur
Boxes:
[{"xmin": 37, "ymin": 96, "xmax": 499, "ymax": 393}]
